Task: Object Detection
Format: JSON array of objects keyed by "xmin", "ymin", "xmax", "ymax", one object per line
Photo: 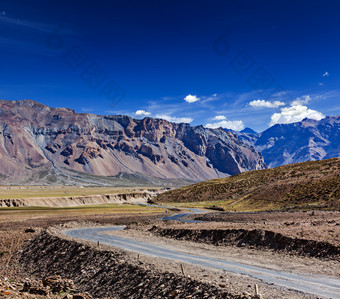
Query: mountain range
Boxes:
[
  {"xmin": 1, "ymin": 100, "xmax": 338, "ymax": 186},
  {"xmin": 233, "ymin": 116, "xmax": 340, "ymax": 168},
  {"xmin": 0, "ymin": 100, "xmax": 265, "ymax": 186}
]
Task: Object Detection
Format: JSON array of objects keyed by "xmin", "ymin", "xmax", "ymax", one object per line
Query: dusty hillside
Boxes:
[
  {"xmin": 0, "ymin": 100, "xmax": 265, "ymax": 185},
  {"xmin": 156, "ymin": 158, "xmax": 340, "ymax": 210}
]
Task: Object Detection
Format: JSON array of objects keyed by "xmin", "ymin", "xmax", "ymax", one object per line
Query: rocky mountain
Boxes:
[
  {"xmin": 232, "ymin": 129, "xmax": 259, "ymax": 148},
  {"xmin": 233, "ymin": 116, "xmax": 340, "ymax": 168},
  {"xmin": 240, "ymin": 127, "xmax": 257, "ymax": 135},
  {"xmin": 0, "ymin": 100, "xmax": 266, "ymax": 185}
]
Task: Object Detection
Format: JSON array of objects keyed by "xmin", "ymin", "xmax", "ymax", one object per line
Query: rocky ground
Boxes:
[
  {"xmin": 0, "ymin": 275, "xmax": 92, "ymax": 298},
  {"xmin": 0, "ymin": 213, "xmax": 162, "ymax": 298}
]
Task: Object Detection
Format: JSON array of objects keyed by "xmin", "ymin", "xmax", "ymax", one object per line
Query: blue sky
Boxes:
[{"xmin": 0, "ymin": 0, "xmax": 339, "ymax": 132}]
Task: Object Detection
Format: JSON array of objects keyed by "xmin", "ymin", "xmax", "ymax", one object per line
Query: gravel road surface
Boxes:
[{"xmin": 66, "ymin": 226, "xmax": 340, "ymax": 299}]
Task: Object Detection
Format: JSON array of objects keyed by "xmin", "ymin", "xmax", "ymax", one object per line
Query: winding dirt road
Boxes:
[{"xmin": 65, "ymin": 225, "xmax": 340, "ymax": 299}]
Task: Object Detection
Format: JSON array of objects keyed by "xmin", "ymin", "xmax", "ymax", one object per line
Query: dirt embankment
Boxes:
[
  {"xmin": 19, "ymin": 229, "xmax": 246, "ymax": 299},
  {"xmin": 193, "ymin": 210, "xmax": 340, "ymax": 246},
  {"xmin": 150, "ymin": 227, "xmax": 340, "ymax": 260},
  {"xmin": 0, "ymin": 191, "xmax": 157, "ymax": 207}
]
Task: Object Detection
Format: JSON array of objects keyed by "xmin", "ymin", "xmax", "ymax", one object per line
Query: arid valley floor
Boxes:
[{"xmin": 0, "ymin": 183, "xmax": 339, "ymax": 298}]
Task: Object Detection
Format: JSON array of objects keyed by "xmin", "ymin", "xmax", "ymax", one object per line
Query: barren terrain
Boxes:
[{"xmin": 1, "ymin": 182, "xmax": 340, "ymax": 298}]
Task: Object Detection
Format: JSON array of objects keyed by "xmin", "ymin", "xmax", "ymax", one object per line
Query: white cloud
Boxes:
[
  {"xmin": 318, "ymin": 82, "xmax": 324, "ymax": 86},
  {"xmin": 184, "ymin": 94, "xmax": 200, "ymax": 103},
  {"xmin": 213, "ymin": 115, "xmax": 226, "ymax": 120},
  {"xmin": 205, "ymin": 120, "xmax": 245, "ymax": 131},
  {"xmin": 135, "ymin": 109, "xmax": 151, "ymax": 116},
  {"xmin": 291, "ymin": 95, "xmax": 311, "ymax": 106},
  {"xmin": 249, "ymin": 99, "xmax": 285, "ymax": 108},
  {"xmin": 269, "ymin": 104, "xmax": 325, "ymax": 126},
  {"xmin": 201, "ymin": 93, "xmax": 221, "ymax": 104},
  {"xmin": 156, "ymin": 114, "xmax": 193, "ymax": 123},
  {"xmin": 322, "ymin": 71, "xmax": 329, "ymax": 77}
]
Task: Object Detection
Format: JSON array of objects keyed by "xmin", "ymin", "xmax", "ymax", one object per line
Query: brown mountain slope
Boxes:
[
  {"xmin": 0, "ymin": 100, "xmax": 266, "ymax": 185},
  {"xmin": 156, "ymin": 158, "xmax": 340, "ymax": 210}
]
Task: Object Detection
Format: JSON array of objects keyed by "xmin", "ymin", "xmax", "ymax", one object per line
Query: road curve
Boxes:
[
  {"xmin": 65, "ymin": 226, "xmax": 340, "ymax": 299},
  {"xmin": 137, "ymin": 202, "xmax": 204, "ymax": 223}
]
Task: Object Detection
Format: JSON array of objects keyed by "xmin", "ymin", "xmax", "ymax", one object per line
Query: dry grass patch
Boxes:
[{"xmin": 157, "ymin": 158, "xmax": 340, "ymax": 211}]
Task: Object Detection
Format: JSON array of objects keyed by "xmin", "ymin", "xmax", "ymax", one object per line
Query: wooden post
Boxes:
[{"xmin": 180, "ymin": 264, "xmax": 185, "ymax": 276}]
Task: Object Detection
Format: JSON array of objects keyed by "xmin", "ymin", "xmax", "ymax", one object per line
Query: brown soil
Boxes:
[
  {"xmin": 19, "ymin": 229, "xmax": 246, "ymax": 299},
  {"xmin": 0, "ymin": 211, "xmax": 163, "ymax": 232},
  {"xmin": 0, "ymin": 212, "xmax": 163, "ymax": 298}
]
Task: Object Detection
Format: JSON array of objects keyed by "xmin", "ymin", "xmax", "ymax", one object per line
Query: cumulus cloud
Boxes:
[
  {"xmin": 291, "ymin": 95, "xmax": 311, "ymax": 106},
  {"xmin": 269, "ymin": 104, "xmax": 325, "ymax": 126},
  {"xmin": 322, "ymin": 71, "xmax": 329, "ymax": 77},
  {"xmin": 249, "ymin": 99, "xmax": 285, "ymax": 108},
  {"xmin": 184, "ymin": 94, "xmax": 200, "ymax": 103},
  {"xmin": 205, "ymin": 120, "xmax": 245, "ymax": 131},
  {"xmin": 213, "ymin": 115, "xmax": 226, "ymax": 120},
  {"xmin": 156, "ymin": 114, "xmax": 193, "ymax": 124},
  {"xmin": 135, "ymin": 110, "xmax": 151, "ymax": 116}
]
